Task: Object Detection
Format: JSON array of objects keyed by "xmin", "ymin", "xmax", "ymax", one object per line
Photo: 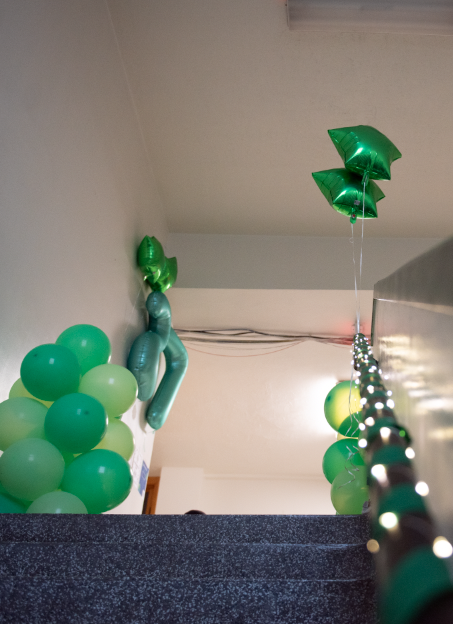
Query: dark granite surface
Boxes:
[
  {"xmin": 0, "ymin": 578, "xmax": 377, "ymax": 624},
  {"xmin": 0, "ymin": 515, "xmax": 376, "ymax": 623},
  {"xmin": 0, "ymin": 542, "xmax": 373, "ymax": 581},
  {"xmin": 0, "ymin": 514, "xmax": 371, "ymax": 545}
]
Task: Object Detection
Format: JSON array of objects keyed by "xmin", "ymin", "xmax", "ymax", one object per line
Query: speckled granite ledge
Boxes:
[
  {"xmin": 0, "ymin": 578, "xmax": 377, "ymax": 624},
  {"xmin": 0, "ymin": 514, "xmax": 371, "ymax": 545},
  {"xmin": 0, "ymin": 542, "xmax": 373, "ymax": 581}
]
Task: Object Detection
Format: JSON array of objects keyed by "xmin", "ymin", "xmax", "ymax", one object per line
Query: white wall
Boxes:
[
  {"xmin": 155, "ymin": 468, "xmax": 334, "ymax": 515},
  {"xmin": 0, "ymin": 0, "xmax": 167, "ymax": 513},
  {"xmin": 155, "ymin": 467, "xmax": 204, "ymax": 514},
  {"xmin": 202, "ymin": 474, "xmax": 334, "ymax": 515},
  {"xmin": 166, "ymin": 234, "xmax": 441, "ymax": 290}
]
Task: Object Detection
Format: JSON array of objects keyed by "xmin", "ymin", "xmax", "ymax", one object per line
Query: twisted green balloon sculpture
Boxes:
[{"xmin": 127, "ymin": 292, "xmax": 188, "ymax": 430}]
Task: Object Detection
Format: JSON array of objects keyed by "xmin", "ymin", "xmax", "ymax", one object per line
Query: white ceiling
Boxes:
[{"xmin": 108, "ymin": 0, "xmax": 453, "ymax": 238}]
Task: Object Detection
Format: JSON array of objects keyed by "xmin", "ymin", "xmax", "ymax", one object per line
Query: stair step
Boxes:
[
  {"xmin": 0, "ymin": 542, "xmax": 373, "ymax": 581},
  {"xmin": 0, "ymin": 578, "xmax": 377, "ymax": 624},
  {"xmin": 0, "ymin": 514, "xmax": 370, "ymax": 545}
]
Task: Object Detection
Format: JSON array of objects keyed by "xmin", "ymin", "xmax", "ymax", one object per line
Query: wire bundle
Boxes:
[{"xmin": 174, "ymin": 328, "xmax": 352, "ymax": 357}]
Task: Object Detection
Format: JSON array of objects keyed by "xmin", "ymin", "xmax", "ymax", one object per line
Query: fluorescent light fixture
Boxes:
[{"xmin": 287, "ymin": 0, "xmax": 453, "ymax": 35}]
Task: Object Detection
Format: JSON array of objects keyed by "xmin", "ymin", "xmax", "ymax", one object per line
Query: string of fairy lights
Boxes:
[{"xmin": 350, "ymin": 331, "xmax": 453, "ymax": 623}]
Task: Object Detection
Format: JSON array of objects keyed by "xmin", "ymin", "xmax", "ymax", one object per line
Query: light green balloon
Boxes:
[
  {"xmin": 92, "ymin": 420, "xmax": 135, "ymax": 461},
  {"xmin": 0, "ymin": 493, "xmax": 27, "ymax": 513},
  {"xmin": 56, "ymin": 324, "xmax": 111, "ymax": 375},
  {"xmin": 9, "ymin": 378, "xmax": 53, "ymax": 408},
  {"xmin": 79, "ymin": 364, "xmax": 138, "ymax": 418},
  {"xmin": 27, "ymin": 491, "xmax": 87, "ymax": 514},
  {"xmin": 331, "ymin": 466, "xmax": 369, "ymax": 515},
  {"xmin": 0, "ymin": 438, "xmax": 65, "ymax": 501},
  {"xmin": 61, "ymin": 449, "xmax": 132, "ymax": 514},
  {"xmin": 0, "ymin": 397, "xmax": 48, "ymax": 451}
]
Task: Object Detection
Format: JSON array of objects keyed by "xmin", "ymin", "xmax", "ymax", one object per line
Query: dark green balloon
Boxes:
[
  {"xmin": 322, "ymin": 439, "xmax": 364, "ymax": 484},
  {"xmin": 45, "ymin": 393, "xmax": 107, "ymax": 454},
  {"xmin": 0, "ymin": 493, "xmax": 27, "ymax": 513},
  {"xmin": 20, "ymin": 344, "xmax": 80, "ymax": 401},
  {"xmin": 328, "ymin": 125, "xmax": 402, "ymax": 181},
  {"xmin": 312, "ymin": 168, "xmax": 384, "ymax": 220},
  {"xmin": 56, "ymin": 325, "xmax": 111, "ymax": 375},
  {"xmin": 61, "ymin": 449, "xmax": 132, "ymax": 514},
  {"xmin": 337, "ymin": 412, "xmax": 362, "ymax": 438}
]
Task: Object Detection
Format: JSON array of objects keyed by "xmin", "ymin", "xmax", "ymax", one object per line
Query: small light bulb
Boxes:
[
  {"xmin": 384, "ymin": 374, "xmax": 389, "ymax": 380},
  {"xmin": 360, "ymin": 398, "xmax": 367, "ymax": 405},
  {"xmin": 387, "ymin": 399, "xmax": 395, "ymax": 408},
  {"xmin": 367, "ymin": 385, "xmax": 374, "ymax": 394},
  {"xmin": 415, "ymin": 481, "xmax": 429, "ymax": 496},
  {"xmin": 365, "ymin": 417, "xmax": 375, "ymax": 426},
  {"xmin": 355, "ymin": 379, "xmax": 359, "ymax": 384},
  {"xmin": 371, "ymin": 464, "xmax": 387, "ymax": 482},
  {"xmin": 379, "ymin": 512, "xmax": 398, "ymax": 529},
  {"xmin": 367, "ymin": 539, "xmax": 380, "ymax": 554},
  {"xmin": 433, "ymin": 537, "xmax": 453, "ymax": 559},
  {"xmin": 387, "ymin": 390, "xmax": 393, "ymax": 396},
  {"xmin": 380, "ymin": 427, "xmax": 391, "ymax": 440},
  {"xmin": 405, "ymin": 447, "xmax": 415, "ymax": 459},
  {"xmin": 375, "ymin": 402, "xmax": 384, "ymax": 409},
  {"xmin": 378, "ymin": 369, "xmax": 382, "ymax": 374},
  {"xmin": 359, "ymin": 423, "xmax": 366, "ymax": 431},
  {"xmin": 358, "ymin": 438, "xmax": 367, "ymax": 448},
  {"xmin": 350, "ymin": 360, "xmax": 354, "ymax": 365},
  {"xmin": 357, "ymin": 372, "xmax": 361, "ymax": 376}
]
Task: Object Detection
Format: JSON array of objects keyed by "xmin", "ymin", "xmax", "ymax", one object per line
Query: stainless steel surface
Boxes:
[{"xmin": 373, "ymin": 236, "xmax": 453, "ymax": 550}]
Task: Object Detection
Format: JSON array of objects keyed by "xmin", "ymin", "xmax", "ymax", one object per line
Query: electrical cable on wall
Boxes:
[{"xmin": 174, "ymin": 328, "xmax": 352, "ymax": 357}]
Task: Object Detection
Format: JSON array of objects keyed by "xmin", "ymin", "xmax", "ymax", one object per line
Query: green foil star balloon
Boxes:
[
  {"xmin": 312, "ymin": 168, "xmax": 384, "ymax": 220},
  {"xmin": 137, "ymin": 236, "xmax": 178, "ymax": 293},
  {"xmin": 328, "ymin": 125, "xmax": 401, "ymax": 181}
]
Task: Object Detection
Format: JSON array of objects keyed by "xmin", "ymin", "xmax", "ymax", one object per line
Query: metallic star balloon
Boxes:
[
  {"xmin": 312, "ymin": 168, "xmax": 384, "ymax": 220},
  {"xmin": 328, "ymin": 125, "xmax": 401, "ymax": 181},
  {"xmin": 137, "ymin": 236, "xmax": 178, "ymax": 292}
]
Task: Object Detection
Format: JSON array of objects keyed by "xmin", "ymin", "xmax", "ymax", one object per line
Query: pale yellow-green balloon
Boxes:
[
  {"xmin": 0, "ymin": 397, "xmax": 48, "ymax": 451},
  {"xmin": 79, "ymin": 364, "xmax": 137, "ymax": 418},
  {"xmin": 324, "ymin": 381, "xmax": 361, "ymax": 433},
  {"xmin": 9, "ymin": 378, "xmax": 53, "ymax": 408},
  {"xmin": 92, "ymin": 419, "xmax": 135, "ymax": 461},
  {"xmin": 27, "ymin": 491, "xmax": 87, "ymax": 514}
]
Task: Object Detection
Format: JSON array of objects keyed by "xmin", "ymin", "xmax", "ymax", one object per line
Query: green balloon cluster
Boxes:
[
  {"xmin": 0, "ymin": 324, "xmax": 136, "ymax": 514},
  {"xmin": 137, "ymin": 235, "xmax": 178, "ymax": 293},
  {"xmin": 312, "ymin": 125, "xmax": 401, "ymax": 224},
  {"xmin": 322, "ymin": 380, "xmax": 369, "ymax": 514}
]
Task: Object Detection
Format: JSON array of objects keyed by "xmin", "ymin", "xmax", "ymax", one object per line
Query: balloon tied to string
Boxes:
[{"xmin": 316, "ymin": 125, "xmax": 401, "ymax": 514}]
